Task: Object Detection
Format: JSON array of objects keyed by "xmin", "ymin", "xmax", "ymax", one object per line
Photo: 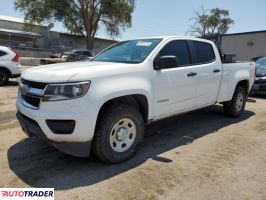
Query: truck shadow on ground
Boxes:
[{"xmin": 7, "ymin": 105, "xmax": 255, "ymax": 190}]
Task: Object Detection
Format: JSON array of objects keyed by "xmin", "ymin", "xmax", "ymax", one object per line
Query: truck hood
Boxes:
[{"xmin": 22, "ymin": 61, "xmax": 133, "ymax": 82}]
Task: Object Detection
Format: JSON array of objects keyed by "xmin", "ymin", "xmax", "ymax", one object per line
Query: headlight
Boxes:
[{"xmin": 42, "ymin": 81, "xmax": 90, "ymax": 101}]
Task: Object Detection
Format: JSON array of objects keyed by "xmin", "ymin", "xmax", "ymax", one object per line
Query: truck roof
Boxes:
[{"xmin": 127, "ymin": 36, "xmax": 213, "ymax": 43}]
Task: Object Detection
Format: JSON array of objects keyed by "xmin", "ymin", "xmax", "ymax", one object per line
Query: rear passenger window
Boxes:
[
  {"xmin": 159, "ymin": 40, "xmax": 191, "ymax": 66},
  {"xmin": 193, "ymin": 41, "xmax": 215, "ymax": 64},
  {"xmin": 0, "ymin": 50, "xmax": 7, "ymax": 57}
]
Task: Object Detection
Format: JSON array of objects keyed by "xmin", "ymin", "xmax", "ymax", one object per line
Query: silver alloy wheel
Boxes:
[
  {"xmin": 109, "ymin": 118, "xmax": 137, "ymax": 153},
  {"xmin": 235, "ymin": 93, "xmax": 244, "ymax": 112}
]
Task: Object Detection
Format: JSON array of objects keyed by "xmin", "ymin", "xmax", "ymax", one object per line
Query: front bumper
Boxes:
[
  {"xmin": 16, "ymin": 96, "xmax": 98, "ymax": 142},
  {"xmin": 16, "ymin": 111, "xmax": 92, "ymax": 157},
  {"xmin": 16, "ymin": 92, "xmax": 100, "ymax": 157}
]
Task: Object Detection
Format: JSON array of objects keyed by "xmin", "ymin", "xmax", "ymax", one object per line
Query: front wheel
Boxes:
[
  {"xmin": 223, "ymin": 86, "xmax": 247, "ymax": 117},
  {"xmin": 93, "ymin": 104, "xmax": 144, "ymax": 163}
]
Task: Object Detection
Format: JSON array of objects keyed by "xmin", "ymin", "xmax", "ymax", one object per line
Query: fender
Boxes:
[
  {"xmin": 85, "ymin": 75, "xmax": 154, "ymax": 120},
  {"xmin": 230, "ymin": 69, "xmax": 251, "ymax": 98},
  {"xmin": 218, "ymin": 69, "xmax": 251, "ymax": 103}
]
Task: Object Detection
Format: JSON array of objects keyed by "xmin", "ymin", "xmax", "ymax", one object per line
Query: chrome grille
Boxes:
[
  {"xmin": 19, "ymin": 79, "xmax": 46, "ymax": 109},
  {"xmin": 21, "ymin": 78, "xmax": 47, "ymax": 89},
  {"xmin": 20, "ymin": 93, "xmax": 42, "ymax": 108}
]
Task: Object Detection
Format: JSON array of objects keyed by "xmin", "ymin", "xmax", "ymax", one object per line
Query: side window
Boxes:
[
  {"xmin": 0, "ymin": 50, "xmax": 7, "ymax": 57},
  {"xmin": 159, "ymin": 40, "xmax": 191, "ymax": 66},
  {"xmin": 75, "ymin": 51, "xmax": 83, "ymax": 55},
  {"xmin": 83, "ymin": 51, "xmax": 92, "ymax": 56},
  {"xmin": 193, "ymin": 41, "xmax": 215, "ymax": 64}
]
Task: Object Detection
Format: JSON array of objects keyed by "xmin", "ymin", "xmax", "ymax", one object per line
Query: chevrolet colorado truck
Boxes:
[{"xmin": 16, "ymin": 36, "xmax": 255, "ymax": 163}]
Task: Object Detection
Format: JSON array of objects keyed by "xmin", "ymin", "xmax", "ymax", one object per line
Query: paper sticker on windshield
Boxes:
[{"xmin": 136, "ymin": 41, "xmax": 152, "ymax": 47}]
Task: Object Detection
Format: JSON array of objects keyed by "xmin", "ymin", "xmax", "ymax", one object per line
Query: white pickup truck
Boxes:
[{"xmin": 16, "ymin": 36, "xmax": 255, "ymax": 163}]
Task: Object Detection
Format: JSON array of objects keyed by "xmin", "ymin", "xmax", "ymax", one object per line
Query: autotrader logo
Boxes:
[{"xmin": 0, "ymin": 188, "xmax": 54, "ymax": 200}]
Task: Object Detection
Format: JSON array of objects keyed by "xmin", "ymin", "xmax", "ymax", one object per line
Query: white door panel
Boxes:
[
  {"xmin": 196, "ymin": 62, "xmax": 222, "ymax": 106},
  {"xmin": 189, "ymin": 40, "xmax": 223, "ymax": 106},
  {"xmin": 154, "ymin": 66, "xmax": 198, "ymax": 117}
]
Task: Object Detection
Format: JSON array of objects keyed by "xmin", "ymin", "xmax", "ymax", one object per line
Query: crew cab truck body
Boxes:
[{"xmin": 16, "ymin": 36, "xmax": 255, "ymax": 163}]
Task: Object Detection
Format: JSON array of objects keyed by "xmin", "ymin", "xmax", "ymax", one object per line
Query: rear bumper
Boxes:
[
  {"xmin": 8, "ymin": 62, "xmax": 21, "ymax": 77},
  {"xmin": 251, "ymin": 84, "xmax": 266, "ymax": 94},
  {"xmin": 16, "ymin": 111, "xmax": 92, "ymax": 157},
  {"xmin": 10, "ymin": 73, "xmax": 21, "ymax": 78}
]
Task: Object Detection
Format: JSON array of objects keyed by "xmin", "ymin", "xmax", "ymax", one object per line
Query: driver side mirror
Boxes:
[{"xmin": 154, "ymin": 55, "xmax": 178, "ymax": 70}]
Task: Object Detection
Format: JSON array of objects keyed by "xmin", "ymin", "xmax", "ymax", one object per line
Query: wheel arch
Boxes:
[
  {"xmin": 218, "ymin": 78, "xmax": 250, "ymax": 103},
  {"xmin": 96, "ymin": 94, "xmax": 150, "ymax": 124},
  {"xmin": 0, "ymin": 66, "xmax": 11, "ymax": 76},
  {"xmin": 235, "ymin": 79, "xmax": 249, "ymax": 95}
]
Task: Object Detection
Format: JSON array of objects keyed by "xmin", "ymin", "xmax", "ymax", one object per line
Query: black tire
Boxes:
[
  {"xmin": 223, "ymin": 86, "xmax": 247, "ymax": 117},
  {"xmin": 40, "ymin": 59, "xmax": 46, "ymax": 65},
  {"xmin": 0, "ymin": 70, "xmax": 9, "ymax": 86},
  {"xmin": 93, "ymin": 104, "xmax": 144, "ymax": 163}
]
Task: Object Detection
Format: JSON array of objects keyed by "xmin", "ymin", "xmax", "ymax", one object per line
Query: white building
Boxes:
[
  {"xmin": 206, "ymin": 30, "xmax": 266, "ymax": 61},
  {"xmin": 220, "ymin": 31, "xmax": 266, "ymax": 61}
]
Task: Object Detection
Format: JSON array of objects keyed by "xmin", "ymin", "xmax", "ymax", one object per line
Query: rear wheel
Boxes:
[
  {"xmin": 93, "ymin": 104, "xmax": 144, "ymax": 163},
  {"xmin": 223, "ymin": 86, "xmax": 247, "ymax": 117},
  {"xmin": 0, "ymin": 70, "xmax": 9, "ymax": 86}
]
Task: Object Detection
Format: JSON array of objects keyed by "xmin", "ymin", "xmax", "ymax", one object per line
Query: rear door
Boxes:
[
  {"xmin": 189, "ymin": 40, "xmax": 222, "ymax": 106},
  {"xmin": 154, "ymin": 40, "xmax": 198, "ymax": 117}
]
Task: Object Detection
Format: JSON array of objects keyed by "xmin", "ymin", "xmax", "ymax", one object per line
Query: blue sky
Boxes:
[{"xmin": 1, "ymin": 0, "xmax": 266, "ymax": 40}]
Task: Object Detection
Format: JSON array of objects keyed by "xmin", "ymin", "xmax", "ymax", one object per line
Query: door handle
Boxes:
[
  {"xmin": 213, "ymin": 69, "xmax": 221, "ymax": 73},
  {"xmin": 187, "ymin": 72, "xmax": 197, "ymax": 77}
]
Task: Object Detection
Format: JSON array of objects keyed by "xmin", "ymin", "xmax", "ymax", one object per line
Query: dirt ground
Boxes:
[{"xmin": 0, "ymin": 79, "xmax": 266, "ymax": 200}]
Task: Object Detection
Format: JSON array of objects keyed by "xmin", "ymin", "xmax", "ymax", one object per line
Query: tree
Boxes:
[
  {"xmin": 188, "ymin": 7, "xmax": 234, "ymax": 37},
  {"xmin": 15, "ymin": 0, "xmax": 135, "ymax": 50}
]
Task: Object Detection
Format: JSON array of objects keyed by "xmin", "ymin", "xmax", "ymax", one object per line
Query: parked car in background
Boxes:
[
  {"xmin": 49, "ymin": 52, "xmax": 62, "ymax": 58},
  {"xmin": 61, "ymin": 50, "xmax": 93, "ymax": 62},
  {"xmin": 16, "ymin": 36, "xmax": 255, "ymax": 163},
  {"xmin": 250, "ymin": 56, "xmax": 264, "ymax": 62},
  {"xmin": 41, "ymin": 50, "xmax": 93, "ymax": 65},
  {"xmin": 0, "ymin": 46, "xmax": 21, "ymax": 86},
  {"xmin": 251, "ymin": 57, "xmax": 266, "ymax": 94}
]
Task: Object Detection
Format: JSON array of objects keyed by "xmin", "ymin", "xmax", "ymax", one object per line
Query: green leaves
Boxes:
[
  {"xmin": 101, "ymin": 0, "xmax": 135, "ymax": 36},
  {"xmin": 14, "ymin": 0, "xmax": 135, "ymax": 49},
  {"xmin": 189, "ymin": 7, "xmax": 234, "ymax": 37}
]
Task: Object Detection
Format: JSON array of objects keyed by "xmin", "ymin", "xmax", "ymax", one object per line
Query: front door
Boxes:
[{"xmin": 154, "ymin": 40, "xmax": 198, "ymax": 118}]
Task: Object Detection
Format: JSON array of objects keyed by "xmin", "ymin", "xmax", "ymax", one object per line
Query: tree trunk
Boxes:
[{"xmin": 86, "ymin": 36, "xmax": 94, "ymax": 51}]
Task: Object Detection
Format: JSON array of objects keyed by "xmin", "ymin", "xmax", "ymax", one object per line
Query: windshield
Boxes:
[
  {"xmin": 93, "ymin": 39, "xmax": 162, "ymax": 64},
  {"xmin": 256, "ymin": 58, "xmax": 266, "ymax": 74}
]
